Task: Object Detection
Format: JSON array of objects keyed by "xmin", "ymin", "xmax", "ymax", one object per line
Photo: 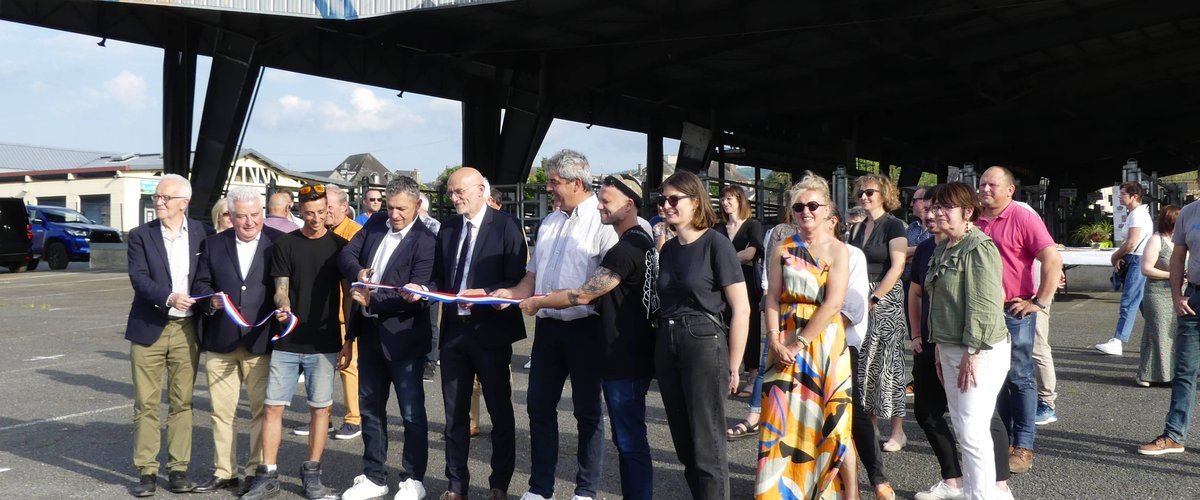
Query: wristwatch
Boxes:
[
  {"xmin": 1031, "ymin": 297, "xmax": 1047, "ymax": 311},
  {"xmin": 870, "ymin": 295, "xmax": 881, "ymax": 305},
  {"xmin": 967, "ymin": 346, "xmax": 980, "ymax": 355}
]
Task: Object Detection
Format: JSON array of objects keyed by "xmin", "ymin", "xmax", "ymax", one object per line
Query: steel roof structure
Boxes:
[{"xmin": 4, "ymin": 0, "xmax": 1200, "ymax": 211}]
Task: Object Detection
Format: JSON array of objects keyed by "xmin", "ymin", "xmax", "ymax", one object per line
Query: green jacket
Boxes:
[{"xmin": 925, "ymin": 226, "xmax": 1009, "ymax": 350}]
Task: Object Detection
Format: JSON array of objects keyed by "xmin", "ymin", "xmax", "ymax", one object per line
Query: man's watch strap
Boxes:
[{"xmin": 1031, "ymin": 297, "xmax": 1047, "ymax": 311}]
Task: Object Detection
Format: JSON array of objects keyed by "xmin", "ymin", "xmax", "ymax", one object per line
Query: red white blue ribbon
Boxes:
[
  {"xmin": 192, "ymin": 292, "xmax": 299, "ymax": 342},
  {"xmin": 350, "ymin": 281, "xmax": 541, "ymax": 305}
]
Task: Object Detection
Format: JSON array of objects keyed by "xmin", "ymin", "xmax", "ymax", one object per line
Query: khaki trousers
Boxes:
[
  {"xmin": 206, "ymin": 345, "xmax": 270, "ymax": 479},
  {"xmin": 1032, "ymin": 306, "xmax": 1057, "ymax": 404},
  {"xmin": 131, "ymin": 319, "xmax": 199, "ymax": 474},
  {"xmin": 339, "ymin": 326, "xmax": 360, "ymax": 426},
  {"xmin": 468, "ymin": 368, "xmax": 514, "ymax": 430}
]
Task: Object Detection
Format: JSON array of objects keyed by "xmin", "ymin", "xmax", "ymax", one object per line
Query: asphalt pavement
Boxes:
[{"xmin": 1, "ymin": 265, "xmax": 1197, "ymax": 499}]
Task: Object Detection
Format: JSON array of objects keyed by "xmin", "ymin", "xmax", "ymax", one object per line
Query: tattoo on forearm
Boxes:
[
  {"xmin": 274, "ymin": 277, "xmax": 291, "ymax": 309},
  {"xmin": 568, "ymin": 292, "xmax": 580, "ymax": 306},
  {"xmin": 579, "ymin": 267, "xmax": 618, "ymax": 296}
]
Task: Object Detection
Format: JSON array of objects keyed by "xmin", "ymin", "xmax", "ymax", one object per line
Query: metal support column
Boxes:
[
  {"xmin": 462, "ymin": 79, "xmax": 501, "ymax": 181},
  {"xmin": 495, "ymin": 106, "xmax": 552, "ymax": 185},
  {"xmin": 161, "ymin": 21, "xmax": 197, "ymax": 178},
  {"xmin": 190, "ymin": 30, "xmax": 260, "ymax": 218},
  {"xmin": 644, "ymin": 124, "xmax": 664, "ymax": 218}
]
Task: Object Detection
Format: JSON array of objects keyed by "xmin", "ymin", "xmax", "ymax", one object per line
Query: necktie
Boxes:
[{"xmin": 453, "ymin": 221, "xmax": 473, "ymax": 291}]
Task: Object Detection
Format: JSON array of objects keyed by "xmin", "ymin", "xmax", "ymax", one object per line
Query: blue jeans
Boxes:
[
  {"xmin": 1164, "ymin": 294, "xmax": 1200, "ymax": 443},
  {"xmin": 264, "ymin": 351, "xmax": 336, "ymax": 407},
  {"xmin": 748, "ymin": 344, "xmax": 770, "ymax": 413},
  {"xmin": 358, "ymin": 329, "xmax": 427, "ymax": 485},
  {"xmin": 602, "ymin": 378, "xmax": 652, "ymax": 500},
  {"xmin": 1115, "ymin": 255, "xmax": 1148, "ymax": 342},
  {"xmin": 998, "ymin": 312, "xmax": 1037, "ymax": 449},
  {"xmin": 527, "ymin": 317, "xmax": 604, "ymax": 498}
]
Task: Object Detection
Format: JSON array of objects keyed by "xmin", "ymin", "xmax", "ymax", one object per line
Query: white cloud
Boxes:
[
  {"xmin": 255, "ymin": 86, "xmax": 424, "ymax": 133},
  {"xmin": 100, "ymin": 70, "xmax": 149, "ymax": 110}
]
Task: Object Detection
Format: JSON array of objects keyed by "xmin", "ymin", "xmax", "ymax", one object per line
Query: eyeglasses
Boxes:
[
  {"xmin": 448, "ymin": 184, "xmax": 480, "ymax": 198},
  {"xmin": 929, "ymin": 204, "xmax": 958, "ymax": 213},
  {"xmin": 366, "ymin": 197, "xmax": 382, "ymax": 202},
  {"xmin": 655, "ymin": 194, "xmax": 693, "ymax": 207},
  {"xmin": 298, "ymin": 184, "xmax": 326, "ymax": 196},
  {"xmin": 792, "ymin": 201, "xmax": 827, "ymax": 213},
  {"xmin": 857, "ymin": 188, "xmax": 879, "ymax": 198},
  {"xmin": 151, "ymin": 194, "xmax": 187, "ymax": 203}
]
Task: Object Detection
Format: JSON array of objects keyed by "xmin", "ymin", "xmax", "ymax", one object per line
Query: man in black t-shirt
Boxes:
[
  {"xmin": 519, "ymin": 175, "xmax": 655, "ymax": 499},
  {"xmin": 243, "ymin": 185, "xmax": 349, "ymax": 500}
]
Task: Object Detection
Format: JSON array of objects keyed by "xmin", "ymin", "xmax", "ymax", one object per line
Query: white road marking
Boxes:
[
  {"xmin": 0, "ymin": 405, "xmax": 126, "ymax": 433},
  {"xmin": 25, "ymin": 354, "xmax": 65, "ymax": 361},
  {"xmin": 0, "ymin": 468, "xmax": 10, "ymax": 473},
  {"xmin": 0, "ymin": 275, "xmax": 125, "ymax": 288},
  {"xmin": 7, "ymin": 287, "xmax": 129, "ymax": 300}
]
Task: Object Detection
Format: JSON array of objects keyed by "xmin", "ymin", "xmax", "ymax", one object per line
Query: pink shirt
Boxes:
[{"xmin": 976, "ymin": 201, "xmax": 1056, "ymax": 301}]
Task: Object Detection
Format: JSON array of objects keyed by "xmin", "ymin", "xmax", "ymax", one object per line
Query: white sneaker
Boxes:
[
  {"xmin": 994, "ymin": 486, "xmax": 1015, "ymax": 500},
  {"xmin": 1094, "ymin": 338, "xmax": 1123, "ymax": 356},
  {"xmin": 394, "ymin": 478, "xmax": 426, "ymax": 500},
  {"xmin": 520, "ymin": 492, "xmax": 551, "ymax": 500},
  {"xmin": 915, "ymin": 480, "xmax": 965, "ymax": 500},
  {"xmin": 571, "ymin": 496, "xmax": 594, "ymax": 500},
  {"xmin": 342, "ymin": 475, "xmax": 388, "ymax": 500}
]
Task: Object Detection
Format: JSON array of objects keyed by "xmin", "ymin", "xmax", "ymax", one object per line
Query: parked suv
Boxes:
[
  {"xmin": 0, "ymin": 198, "xmax": 33, "ymax": 272},
  {"xmin": 26, "ymin": 205, "xmax": 123, "ymax": 270}
]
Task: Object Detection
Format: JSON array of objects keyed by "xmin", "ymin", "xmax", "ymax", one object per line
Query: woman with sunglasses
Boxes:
[
  {"xmin": 654, "ymin": 171, "xmax": 749, "ymax": 499},
  {"xmin": 716, "ymin": 186, "xmax": 766, "ymax": 397},
  {"xmin": 756, "ymin": 172, "xmax": 854, "ymax": 499},
  {"xmin": 925, "ymin": 182, "xmax": 1013, "ymax": 500},
  {"xmin": 849, "ymin": 174, "xmax": 910, "ymax": 454}
]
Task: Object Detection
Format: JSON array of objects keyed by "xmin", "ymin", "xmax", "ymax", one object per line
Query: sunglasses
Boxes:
[
  {"xmin": 366, "ymin": 197, "xmax": 382, "ymax": 202},
  {"xmin": 792, "ymin": 201, "xmax": 827, "ymax": 213},
  {"xmin": 857, "ymin": 188, "xmax": 879, "ymax": 198},
  {"xmin": 298, "ymin": 184, "xmax": 326, "ymax": 196},
  {"xmin": 655, "ymin": 194, "xmax": 693, "ymax": 208}
]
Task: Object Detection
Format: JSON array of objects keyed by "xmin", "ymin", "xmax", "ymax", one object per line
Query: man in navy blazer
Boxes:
[
  {"xmin": 124, "ymin": 173, "xmax": 215, "ymax": 497},
  {"xmin": 336, "ymin": 176, "xmax": 438, "ymax": 500},
  {"xmin": 408, "ymin": 167, "xmax": 527, "ymax": 500},
  {"xmin": 189, "ymin": 187, "xmax": 284, "ymax": 494}
]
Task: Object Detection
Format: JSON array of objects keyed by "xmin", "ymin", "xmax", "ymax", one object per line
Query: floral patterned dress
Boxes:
[{"xmin": 756, "ymin": 235, "xmax": 853, "ymax": 499}]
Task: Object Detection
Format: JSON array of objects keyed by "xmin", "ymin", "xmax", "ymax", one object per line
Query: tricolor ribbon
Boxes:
[
  {"xmin": 350, "ymin": 281, "xmax": 542, "ymax": 305},
  {"xmin": 192, "ymin": 292, "xmax": 299, "ymax": 342}
]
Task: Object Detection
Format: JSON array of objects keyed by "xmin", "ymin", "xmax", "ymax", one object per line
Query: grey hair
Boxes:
[
  {"xmin": 481, "ymin": 176, "xmax": 491, "ymax": 196},
  {"xmin": 160, "ymin": 173, "xmax": 192, "ymax": 198},
  {"xmin": 385, "ymin": 175, "xmax": 421, "ymax": 202},
  {"xmin": 546, "ymin": 149, "xmax": 592, "ymax": 185},
  {"xmin": 419, "ymin": 193, "xmax": 431, "ymax": 211},
  {"xmin": 325, "ymin": 184, "xmax": 349, "ymax": 205},
  {"xmin": 226, "ymin": 186, "xmax": 262, "ymax": 209}
]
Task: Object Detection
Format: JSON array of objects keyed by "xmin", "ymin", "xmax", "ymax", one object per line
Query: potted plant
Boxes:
[{"xmin": 1071, "ymin": 220, "xmax": 1114, "ymax": 248}]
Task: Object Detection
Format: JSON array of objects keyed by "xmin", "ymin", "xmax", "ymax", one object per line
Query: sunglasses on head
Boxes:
[
  {"xmin": 298, "ymin": 184, "xmax": 326, "ymax": 196},
  {"xmin": 857, "ymin": 188, "xmax": 879, "ymax": 198},
  {"xmin": 792, "ymin": 201, "xmax": 827, "ymax": 213},
  {"xmin": 655, "ymin": 194, "xmax": 693, "ymax": 208}
]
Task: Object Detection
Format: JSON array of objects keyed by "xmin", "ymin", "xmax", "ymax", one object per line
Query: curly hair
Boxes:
[
  {"xmin": 854, "ymin": 173, "xmax": 901, "ymax": 212},
  {"xmin": 787, "ymin": 170, "xmax": 832, "ymax": 206}
]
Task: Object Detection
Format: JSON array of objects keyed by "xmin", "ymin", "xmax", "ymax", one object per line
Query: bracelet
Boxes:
[
  {"xmin": 796, "ymin": 335, "xmax": 810, "ymax": 348},
  {"xmin": 1031, "ymin": 297, "xmax": 1047, "ymax": 311}
]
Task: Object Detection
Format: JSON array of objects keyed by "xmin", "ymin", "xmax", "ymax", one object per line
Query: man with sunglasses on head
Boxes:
[
  {"xmin": 125, "ymin": 174, "xmax": 215, "ymax": 497},
  {"xmin": 243, "ymin": 184, "xmax": 351, "ymax": 500},
  {"xmin": 356, "ymin": 188, "xmax": 384, "ymax": 225},
  {"xmin": 492, "ymin": 149, "xmax": 618, "ymax": 500}
]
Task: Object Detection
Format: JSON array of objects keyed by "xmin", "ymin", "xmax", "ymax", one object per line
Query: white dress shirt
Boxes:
[
  {"xmin": 362, "ymin": 217, "xmax": 416, "ymax": 317},
  {"xmin": 843, "ymin": 244, "xmax": 870, "ymax": 349},
  {"xmin": 161, "ymin": 219, "xmax": 191, "ymax": 318},
  {"xmin": 527, "ymin": 195, "xmax": 617, "ymax": 320},
  {"xmin": 235, "ymin": 233, "xmax": 261, "ymax": 280}
]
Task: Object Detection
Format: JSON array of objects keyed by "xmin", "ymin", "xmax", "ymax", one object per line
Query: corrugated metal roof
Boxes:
[
  {"xmin": 98, "ymin": 0, "xmax": 514, "ymax": 20},
  {"xmin": 0, "ymin": 143, "xmax": 117, "ymax": 174}
]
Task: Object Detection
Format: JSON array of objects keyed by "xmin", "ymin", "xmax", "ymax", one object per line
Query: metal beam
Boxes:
[{"xmin": 161, "ymin": 19, "xmax": 197, "ymax": 178}]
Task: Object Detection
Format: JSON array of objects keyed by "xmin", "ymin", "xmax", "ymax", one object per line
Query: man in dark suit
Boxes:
[
  {"xmin": 189, "ymin": 186, "xmax": 284, "ymax": 494},
  {"xmin": 125, "ymin": 173, "xmax": 215, "ymax": 497},
  {"xmin": 336, "ymin": 176, "xmax": 437, "ymax": 500},
  {"xmin": 402, "ymin": 167, "xmax": 526, "ymax": 500}
]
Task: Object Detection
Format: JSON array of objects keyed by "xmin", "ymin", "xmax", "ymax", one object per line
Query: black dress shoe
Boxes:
[
  {"xmin": 193, "ymin": 476, "xmax": 239, "ymax": 493},
  {"xmin": 167, "ymin": 471, "xmax": 196, "ymax": 493},
  {"xmin": 131, "ymin": 474, "xmax": 157, "ymax": 497},
  {"xmin": 487, "ymin": 488, "xmax": 507, "ymax": 500},
  {"xmin": 438, "ymin": 492, "xmax": 465, "ymax": 500}
]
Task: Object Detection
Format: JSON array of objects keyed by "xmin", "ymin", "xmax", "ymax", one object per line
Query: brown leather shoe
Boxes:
[
  {"xmin": 1009, "ymin": 447, "xmax": 1034, "ymax": 473},
  {"xmin": 488, "ymin": 488, "xmax": 506, "ymax": 500},
  {"xmin": 470, "ymin": 427, "xmax": 481, "ymax": 438},
  {"xmin": 438, "ymin": 492, "xmax": 465, "ymax": 500}
]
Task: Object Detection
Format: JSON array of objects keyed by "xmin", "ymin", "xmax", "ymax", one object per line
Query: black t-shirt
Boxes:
[
  {"xmin": 850, "ymin": 213, "xmax": 907, "ymax": 282},
  {"xmin": 657, "ymin": 228, "xmax": 744, "ymax": 320},
  {"xmin": 597, "ymin": 226, "xmax": 656, "ymax": 380},
  {"xmin": 909, "ymin": 237, "xmax": 936, "ymax": 346},
  {"xmin": 270, "ymin": 230, "xmax": 347, "ymax": 354}
]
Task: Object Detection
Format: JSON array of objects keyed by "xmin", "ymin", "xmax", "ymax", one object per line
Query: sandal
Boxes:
[{"xmin": 726, "ymin": 420, "xmax": 760, "ymax": 440}]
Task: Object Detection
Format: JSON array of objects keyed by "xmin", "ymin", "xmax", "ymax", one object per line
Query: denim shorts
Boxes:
[{"xmin": 264, "ymin": 351, "xmax": 337, "ymax": 408}]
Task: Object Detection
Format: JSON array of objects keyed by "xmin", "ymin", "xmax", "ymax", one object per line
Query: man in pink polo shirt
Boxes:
[{"xmin": 975, "ymin": 166, "xmax": 1063, "ymax": 475}]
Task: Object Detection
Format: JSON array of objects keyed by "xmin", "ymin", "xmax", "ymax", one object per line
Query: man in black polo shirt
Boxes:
[{"xmin": 519, "ymin": 174, "xmax": 655, "ymax": 499}]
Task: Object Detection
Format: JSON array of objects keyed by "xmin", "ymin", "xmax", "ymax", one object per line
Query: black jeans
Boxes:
[
  {"xmin": 850, "ymin": 346, "xmax": 888, "ymax": 486},
  {"xmin": 526, "ymin": 317, "xmax": 604, "ymax": 498},
  {"xmin": 657, "ymin": 314, "xmax": 729, "ymax": 500},
  {"xmin": 357, "ymin": 324, "xmax": 427, "ymax": 486},
  {"xmin": 913, "ymin": 344, "xmax": 1012, "ymax": 482}
]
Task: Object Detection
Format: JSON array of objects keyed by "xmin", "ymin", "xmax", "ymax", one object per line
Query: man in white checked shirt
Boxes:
[{"xmin": 492, "ymin": 149, "xmax": 617, "ymax": 500}]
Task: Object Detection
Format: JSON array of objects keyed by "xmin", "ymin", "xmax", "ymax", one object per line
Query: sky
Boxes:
[{"xmin": 0, "ymin": 21, "xmax": 679, "ymax": 183}]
